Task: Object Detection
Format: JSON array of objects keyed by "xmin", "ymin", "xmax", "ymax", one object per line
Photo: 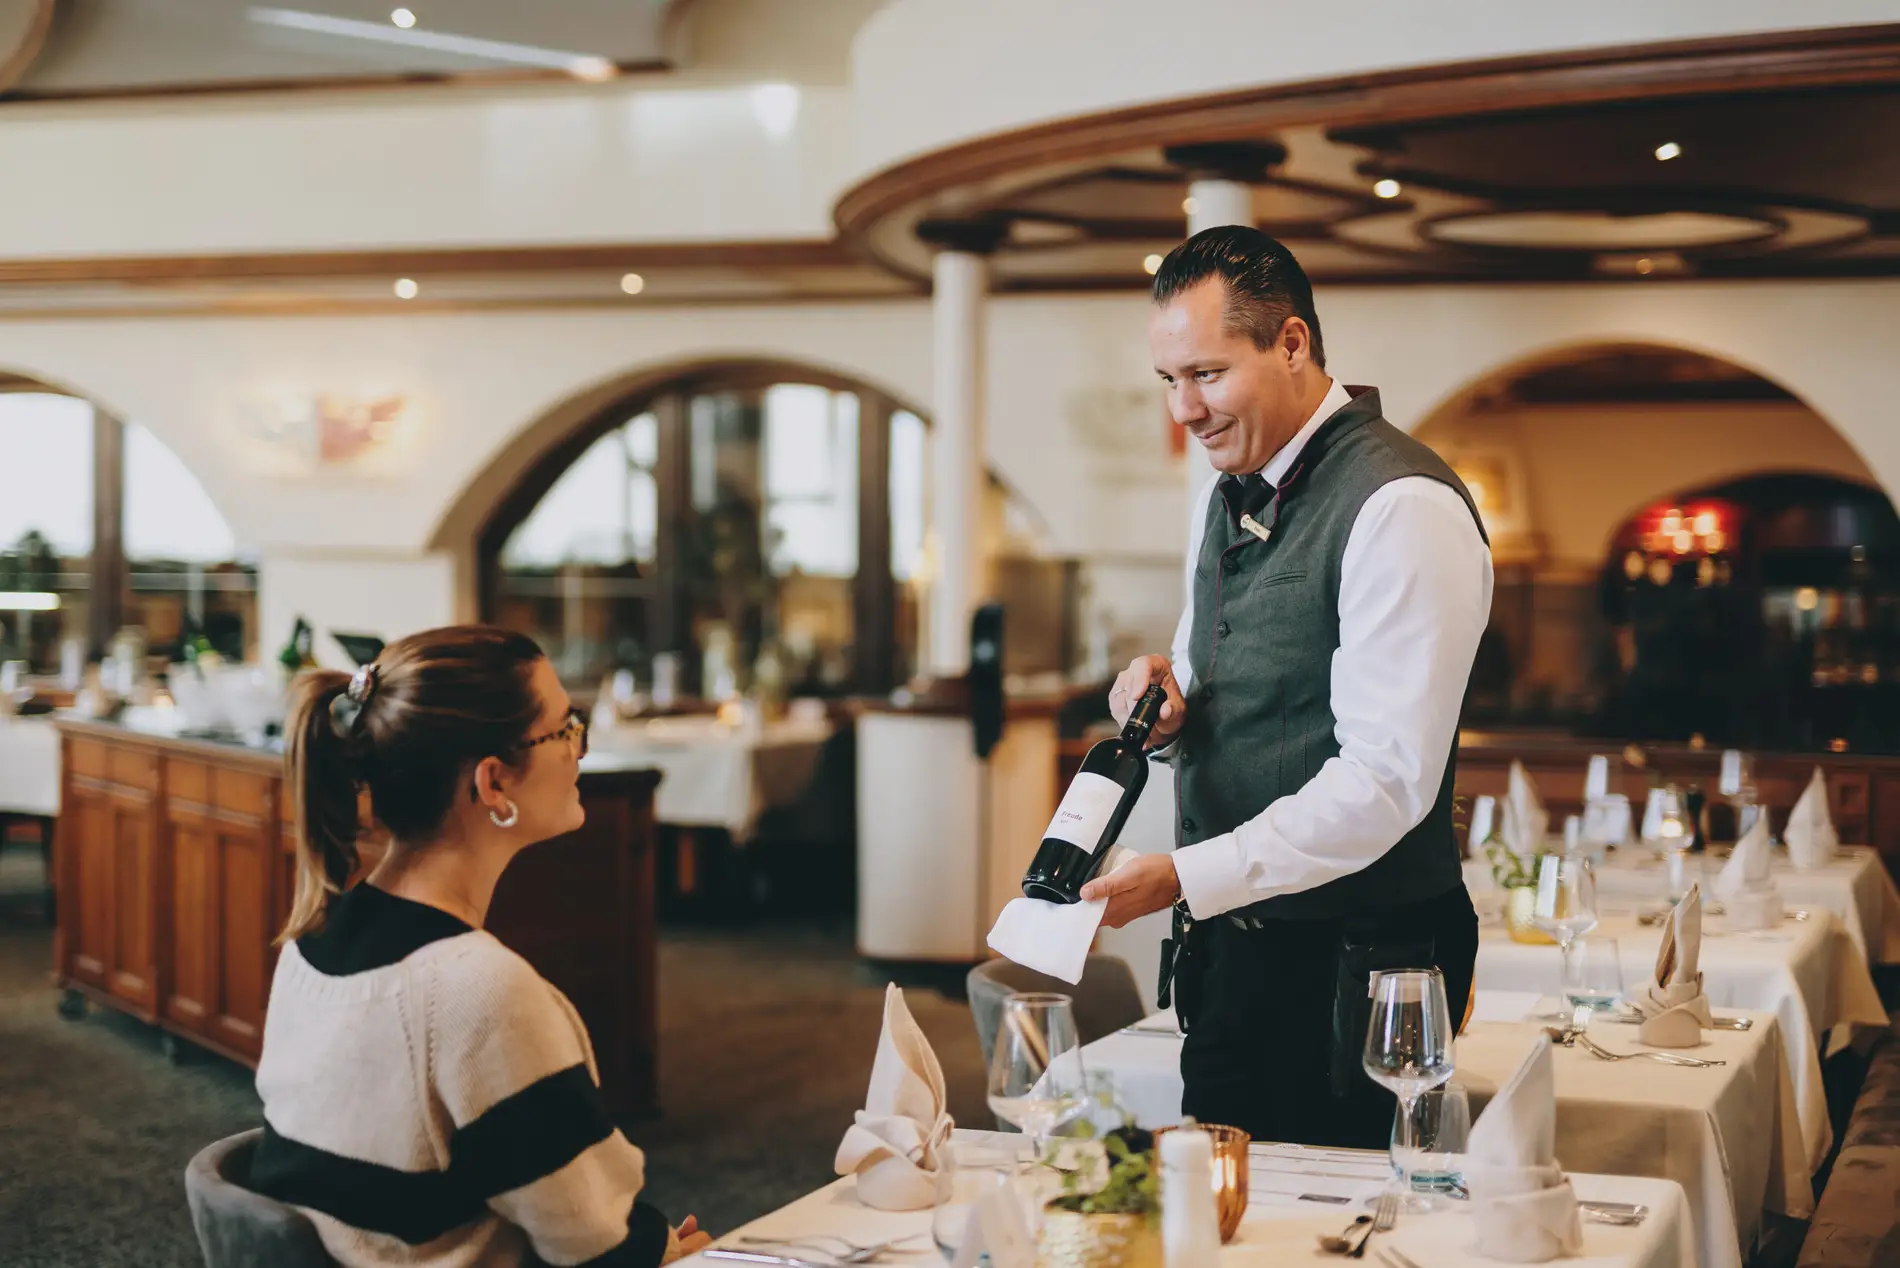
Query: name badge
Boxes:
[{"xmin": 1239, "ymin": 513, "xmax": 1272, "ymax": 543}]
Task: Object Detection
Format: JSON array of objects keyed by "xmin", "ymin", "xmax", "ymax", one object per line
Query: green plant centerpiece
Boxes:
[
  {"xmin": 1482, "ymin": 838, "xmax": 1557, "ymax": 946},
  {"xmin": 1036, "ymin": 1095, "xmax": 1161, "ymax": 1268}
]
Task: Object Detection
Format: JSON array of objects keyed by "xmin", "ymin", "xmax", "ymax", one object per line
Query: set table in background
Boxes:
[{"xmin": 583, "ymin": 714, "xmax": 834, "ymax": 841}]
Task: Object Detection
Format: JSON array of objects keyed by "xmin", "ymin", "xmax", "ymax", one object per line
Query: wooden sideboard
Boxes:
[
  {"xmin": 1456, "ymin": 730, "xmax": 1900, "ymax": 869},
  {"xmin": 51, "ymin": 717, "xmax": 663, "ymax": 1116}
]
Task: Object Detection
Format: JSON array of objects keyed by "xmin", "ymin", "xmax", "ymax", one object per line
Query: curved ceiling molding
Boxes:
[
  {"xmin": 0, "ymin": 0, "xmax": 52, "ymax": 95},
  {"xmin": 835, "ymin": 23, "xmax": 1900, "ymax": 290}
]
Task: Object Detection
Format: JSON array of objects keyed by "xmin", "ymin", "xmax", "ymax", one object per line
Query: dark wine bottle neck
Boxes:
[{"xmin": 1121, "ymin": 686, "xmax": 1166, "ymax": 744}]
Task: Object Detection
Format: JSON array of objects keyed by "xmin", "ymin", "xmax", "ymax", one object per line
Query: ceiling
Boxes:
[
  {"xmin": 854, "ymin": 78, "xmax": 1900, "ymax": 290},
  {"xmin": 1472, "ymin": 347, "xmax": 1798, "ymax": 406},
  {"xmin": 1, "ymin": 0, "xmax": 686, "ymax": 96}
]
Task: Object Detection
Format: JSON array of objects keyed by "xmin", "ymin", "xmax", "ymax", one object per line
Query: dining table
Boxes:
[
  {"xmin": 1471, "ymin": 900, "xmax": 1885, "ymax": 1171},
  {"xmin": 584, "ymin": 713, "xmax": 833, "ymax": 842},
  {"xmin": 1463, "ymin": 845, "xmax": 1900, "ymax": 965},
  {"xmin": 0, "ymin": 713, "xmax": 60, "ymax": 818},
  {"xmin": 1071, "ymin": 994, "xmax": 1806, "ymax": 1268},
  {"xmin": 679, "ymin": 1128, "xmax": 1696, "ymax": 1268}
]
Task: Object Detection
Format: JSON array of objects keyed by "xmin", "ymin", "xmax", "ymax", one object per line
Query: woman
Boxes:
[{"xmin": 251, "ymin": 625, "xmax": 711, "ymax": 1267}]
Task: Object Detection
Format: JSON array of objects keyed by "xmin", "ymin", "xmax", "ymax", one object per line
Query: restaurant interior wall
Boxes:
[{"xmin": 4, "ymin": 281, "xmax": 1899, "ymax": 662}]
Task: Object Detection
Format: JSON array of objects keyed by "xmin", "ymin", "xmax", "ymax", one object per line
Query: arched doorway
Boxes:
[
  {"xmin": 1412, "ymin": 342, "xmax": 1894, "ymax": 748},
  {"xmin": 0, "ymin": 372, "xmax": 253, "ymax": 675},
  {"xmin": 475, "ymin": 360, "xmax": 932, "ymax": 698}
]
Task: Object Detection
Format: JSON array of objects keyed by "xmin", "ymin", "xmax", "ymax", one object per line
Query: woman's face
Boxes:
[{"xmin": 504, "ymin": 657, "xmax": 588, "ymax": 843}]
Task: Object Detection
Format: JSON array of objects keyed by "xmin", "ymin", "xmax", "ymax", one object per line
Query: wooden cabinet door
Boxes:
[
  {"xmin": 105, "ymin": 785, "xmax": 159, "ymax": 1014},
  {"xmin": 59, "ymin": 776, "xmax": 117, "ymax": 993},
  {"xmin": 163, "ymin": 760, "xmax": 277, "ymax": 1060}
]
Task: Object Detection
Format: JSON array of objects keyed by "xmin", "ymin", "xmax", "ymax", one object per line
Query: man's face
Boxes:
[{"xmin": 1149, "ymin": 277, "xmax": 1315, "ymax": 475}]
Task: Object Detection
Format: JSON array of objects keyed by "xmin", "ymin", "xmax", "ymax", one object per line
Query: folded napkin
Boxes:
[
  {"xmin": 1466, "ymin": 1040, "xmax": 1583, "ymax": 1262},
  {"xmin": 1503, "ymin": 761, "xmax": 1549, "ymax": 858},
  {"xmin": 1785, "ymin": 767, "xmax": 1839, "ymax": 871},
  {"xmin": 1715, "ymin": 813, "xmax": 1783, "ymax": 930},
  {"xmin": 834, "ymin": 984, "xmax": 955, "ymax": 1210},
  {"xmin": 985, "ymin": 845, "xmax": 1137, "ymax": 984},
  {"xmin": 1633, "ymin": 883, "xmax": 1714, "ymax": 1047}
]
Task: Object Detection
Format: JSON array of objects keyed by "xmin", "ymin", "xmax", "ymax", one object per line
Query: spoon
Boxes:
[{"xmin": 1315, "ymin": 1214, "xmax": 1372, "ymax": 1253}]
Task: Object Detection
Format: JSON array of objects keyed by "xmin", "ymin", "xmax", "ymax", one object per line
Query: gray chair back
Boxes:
[
  {"xmin": 185, "ymin": 1128, "xmax": 336, "ymax": 1268},
  {"xmin": 966, "ymin": 955, "xmax": 1147, "ymax": 1075}
]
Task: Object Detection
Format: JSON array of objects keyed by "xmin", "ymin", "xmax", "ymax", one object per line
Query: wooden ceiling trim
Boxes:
[
  {"xmin": 0, "ymin": 238, "xmax": 864, "ymax": 286},
  {"xmin": 834, "ymin": 23, "xmax": 1900, "ymax": 249}
]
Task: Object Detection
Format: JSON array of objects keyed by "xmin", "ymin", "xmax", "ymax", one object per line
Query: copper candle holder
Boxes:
[{"xmin": 1156, "ymin": 1123, "xmax": 1250, "ymax": 1242}]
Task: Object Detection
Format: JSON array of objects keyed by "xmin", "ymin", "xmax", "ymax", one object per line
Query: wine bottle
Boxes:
[{"xmin": 1021, "ymin": 684, "xmax": 1167, "ymax": 904}]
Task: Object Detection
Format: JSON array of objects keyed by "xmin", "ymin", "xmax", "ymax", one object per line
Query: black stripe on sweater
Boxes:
[
  {"xmin": 450, "ymin": 1062, "xmax": 614, "ymax": 1198},
  {"xmin": 251, "ymin": 1064, "xmax": 651, "ymax": 1253},
  {"xmin": 249, "ymin": 1122, "xmax": 486, "ymax": 1246}
]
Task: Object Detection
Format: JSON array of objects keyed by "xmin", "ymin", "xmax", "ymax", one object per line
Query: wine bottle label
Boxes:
[{"xmin": 1043, "ymin": 772, "xmax": 1124, "ymax": 854}]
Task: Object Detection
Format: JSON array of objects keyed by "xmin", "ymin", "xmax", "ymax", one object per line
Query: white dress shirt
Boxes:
[{"xmin": 1165, "ymin": 378, "xmax": 1495, "ymax": 921}]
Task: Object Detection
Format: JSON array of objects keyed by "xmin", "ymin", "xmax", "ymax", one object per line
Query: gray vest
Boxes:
[{"xmin": 1175, "ymin": 387, "xmax": 1487, "ymax": 921}]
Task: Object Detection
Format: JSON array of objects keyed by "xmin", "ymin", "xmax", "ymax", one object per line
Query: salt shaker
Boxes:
[{"xmin": 1161, "ymin": 1123, "xmax": 1220, "ymax": 1266}]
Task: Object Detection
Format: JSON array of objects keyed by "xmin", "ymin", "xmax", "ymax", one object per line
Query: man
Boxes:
[{"xmin": 1080, "ymin": 226, "xmax": 1492, "ymax": 1149}]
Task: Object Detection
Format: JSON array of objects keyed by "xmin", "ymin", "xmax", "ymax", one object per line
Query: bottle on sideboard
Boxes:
[{"xmin": 1021, "ymin": 683, "xmax": 1167, "ymax": 904}]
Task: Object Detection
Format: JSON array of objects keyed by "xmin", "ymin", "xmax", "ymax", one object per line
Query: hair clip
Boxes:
[{"xmin": 347, "ymin": 663, "xmax": 379, "ymax": 705}]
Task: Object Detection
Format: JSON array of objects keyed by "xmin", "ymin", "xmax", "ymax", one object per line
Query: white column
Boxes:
[
  {"xmin": 929, "ymin": 248, "xmax": 988, "ymax": 676},
  {"xmin": 1183, "ymin": 178, "xmax": 1254, "ymax": 486}
]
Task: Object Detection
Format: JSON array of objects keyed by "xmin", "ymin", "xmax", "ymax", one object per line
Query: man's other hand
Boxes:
[
  {"xmin": 1109, "ymin": 655, "xmax": 1186, "ymax": 748},
  {"xmin": 1080, "ymin": 853, "xmax": 1182, "ymax": 929}
]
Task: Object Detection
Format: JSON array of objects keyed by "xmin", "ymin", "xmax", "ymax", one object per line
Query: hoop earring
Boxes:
[{"xmin": 489, "ymin": 799, "xmax": 519, "ymax": 829}]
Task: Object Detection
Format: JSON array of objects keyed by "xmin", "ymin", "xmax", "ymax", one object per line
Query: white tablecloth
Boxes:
[
  {"xmin": 0, "ymin": 716, "xmax": 59, "ymax": 817},
  {"xmin": 1074, "ymin": 1003, "xmax": 1800, "ymax": 1268},
  {"xmin": 1464, "ymin": 847, "xmax": 1900, "ymax": 965},
  {"xmin": 583, "ymin": 716, "xmax": 831, "ymax": 841},
  {"xmin": 681, "ymin": 1129, "xmax": 1695, "ymax": 1268},
  {"xmin": 1473, "ymin": 904, "xmax": 1885, "ymax": 1171}
]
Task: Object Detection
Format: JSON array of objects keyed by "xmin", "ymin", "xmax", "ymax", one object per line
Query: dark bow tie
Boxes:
[{"xmin": 1218, "ymin": 472, "xmax": 1272, "ymax": 532}]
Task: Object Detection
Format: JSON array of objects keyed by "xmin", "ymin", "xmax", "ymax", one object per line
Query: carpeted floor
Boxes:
[{"xmin": 0, "ymin": 845, "xmax": 991, "ymax": 1267}]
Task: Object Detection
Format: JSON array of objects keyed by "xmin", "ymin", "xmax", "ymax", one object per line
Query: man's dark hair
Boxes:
[{"xmin": 1151, "ymin": 226, "xmax": 1325, "ymax": 369}]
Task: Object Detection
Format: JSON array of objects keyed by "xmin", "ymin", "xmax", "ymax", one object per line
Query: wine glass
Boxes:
[
  {"xmin": 1363, "ymin": 969, "xmax": 1456, "ymax": 1213},
  {"xmin": 987, "ymin": 994, "xmax": 1086, "ymax": 1183},
  {"xmin": 1394, "ymin": 1084, "xmax": 1469, "ymax": 1196},
  {"xmin": 1532, "ymin": 853, "xmax": 1598, "ymax": 1004},
  {"xmin": 1561, "ymin": 936, "xmax": 1624, "ymax": 1032}
]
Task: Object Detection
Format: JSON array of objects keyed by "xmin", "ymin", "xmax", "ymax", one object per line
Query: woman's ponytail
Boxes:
[{"xmin": 280, "ymin": 668, "xmax": 363, "ymax": 942}]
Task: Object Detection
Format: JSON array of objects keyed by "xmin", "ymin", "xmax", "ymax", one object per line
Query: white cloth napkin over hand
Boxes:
[
  {"xmin": 1634, "ymin": 883, "xmax": 1714, "ymax": 1047},
  {"xmin": 1503, "ymin": 761, "xmax": 1549, "ymax": 859},
  {"xmin": 834, "ymin": 983, "xmax": 955, "ymax": 1211},
  {"xmin": 985, "ymin": 845, "xmax": 1138, "ymax": 984},
  {"xmin": 1785, "ymin": 767, "xmax": 1839, "ymax": 871},
  {"xmin": 1715, "ymin": 813, "xmax": 1783, "ymax": 930},
  {"xmin": 1466, "ymin": 1039, "xmax": 1583, "ymax": 1262}
]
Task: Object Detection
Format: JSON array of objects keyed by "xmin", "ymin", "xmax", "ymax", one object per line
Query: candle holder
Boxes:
[{"xmin": 1156, "ymin": 1123, "xmax": 1250, "ymax": 1242}]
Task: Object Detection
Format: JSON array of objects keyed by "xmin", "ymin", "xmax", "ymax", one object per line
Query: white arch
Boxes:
[{"xmin": 1315, "ymin": 281, "xmax": 1900, "ymax": 504}]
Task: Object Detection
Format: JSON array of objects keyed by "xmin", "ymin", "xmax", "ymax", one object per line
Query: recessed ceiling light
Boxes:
[
  {"xmin": 620, "ymin": 273, "xmax": 645, "ymax": 295},
  {"xmin": 1635, "ymin": 258, "xmax": 1654, "ymax": 275},
  {"xmin": 1142, "ymin": 254, "xmax": 1164, "ymax": 276},
  {"xmin": 389, "ymin": 7, "xmax": 416, "ymax": 28},
  {"xmin": 1373, "ymin": 179, "xmax": 1402, "ymax": 199},
  {"xmin": 393, "ymin": 278, "xmax": 419, "ymax": 299},
  {"xmin": 568, "ymin": 55, "xmax": 617, "ymax": 83},
  {"xmin": 1654, "ymin": 141, "xmax": 1682, "ymax": 162},
  {"xmin": 1181, "ymin": 196, "xmax": 1198, "ymax": 215}
]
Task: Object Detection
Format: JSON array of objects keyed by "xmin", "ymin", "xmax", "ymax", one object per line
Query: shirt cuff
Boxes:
[{"xmin": 1170, "ymin": 832, "xmax": 1254, "ymax": 921}]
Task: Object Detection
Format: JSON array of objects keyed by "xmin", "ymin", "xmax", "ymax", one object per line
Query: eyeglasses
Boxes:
[{"xmin": 518, "ymin": 708, "xmax": 589, "ymax": 760}]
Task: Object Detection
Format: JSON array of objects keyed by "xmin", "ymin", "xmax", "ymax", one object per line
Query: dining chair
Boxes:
[
  {"xmin": 185, "ymin": 1128, "xmax": 336, "ymax": 1268},
  {"xmin": 966, "ymin": 954, "xmax": 1147, "ymax": 1093}
]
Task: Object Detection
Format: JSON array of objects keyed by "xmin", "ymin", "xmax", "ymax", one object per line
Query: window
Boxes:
[{"xmin": 482, "ymin": 366, "xmax": 922, "ymax": 695}]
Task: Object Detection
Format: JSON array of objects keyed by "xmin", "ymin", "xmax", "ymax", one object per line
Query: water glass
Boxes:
[
  {"xmin": 1363, "ymin": 969, "xmax": 1456, "ymax": 1213},
  {"xmin": 986, "ymin": 994, "xmax": 1086, "ymax": 1168},
  {"xmin": 931, "ymin": 1159, "xmax": 1014, "ymax": 1260},
  {"xmin": 1562, "ymin": 937, "xmax": 1625, "ymax": 1029},
  {"xmin": 1393, "ymin": 1084, "xmax": 1470, "ymax": 1194}
]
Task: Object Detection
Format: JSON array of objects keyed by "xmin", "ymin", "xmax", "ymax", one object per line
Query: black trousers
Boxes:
[{"xmin": 1175, "ymin": 884, "xmax": 1478, "ymax": 1149}]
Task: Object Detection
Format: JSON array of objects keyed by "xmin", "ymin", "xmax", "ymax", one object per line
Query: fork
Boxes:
[
  {"xmin": 737, "ymin": 1232, "xmax": 927, "ymax": 1262},
  {"xmin": 1573, "ymin": 1031, "xmax": 1725, "ymax": 1068},
  {"xmin": 1347, "ymin": 1190, "xmax": 1399, "ymax": 1258}
]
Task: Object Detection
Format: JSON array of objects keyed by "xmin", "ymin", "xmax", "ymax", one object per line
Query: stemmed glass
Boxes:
[
  {"xmin": 1363, "ymin": 969, "xmax": 1456, "ymax": 1214},
  {"xmin": 1531, "ymin": 853, "xmax": 1599, "ymax": 1014},
  {"xmin": 986, "ymin": 994, "xmax": 1087, "ymax": 1195}
]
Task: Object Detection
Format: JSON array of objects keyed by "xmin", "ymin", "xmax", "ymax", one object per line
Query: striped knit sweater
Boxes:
[{"xmin": 252, "ymin": 884, "xmax": 675, "ymax": 1267}]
